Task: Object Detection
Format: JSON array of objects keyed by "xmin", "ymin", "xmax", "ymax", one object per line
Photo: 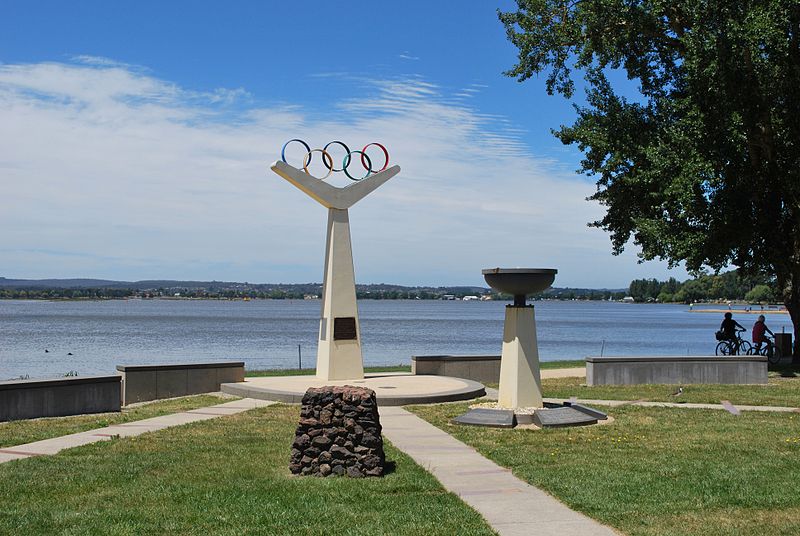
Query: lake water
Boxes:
[{"xmin": 0, "ymin": 299, "xmax": 794, "ymax": 380}]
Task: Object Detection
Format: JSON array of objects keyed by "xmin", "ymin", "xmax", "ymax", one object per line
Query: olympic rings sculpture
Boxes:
[{"xmin": 281, "ymin": 139, "xmax": 390, "ymax": 181}]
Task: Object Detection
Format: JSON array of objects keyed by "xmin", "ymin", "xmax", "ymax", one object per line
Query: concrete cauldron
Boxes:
[{"xmin": 482, "ymin": 268, "xmax": 557, "ymax": 409}]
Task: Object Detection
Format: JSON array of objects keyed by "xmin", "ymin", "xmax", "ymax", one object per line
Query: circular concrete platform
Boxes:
[{"xmin": 220, "ymin": 372, "xmax": 486, "ymax": 406}]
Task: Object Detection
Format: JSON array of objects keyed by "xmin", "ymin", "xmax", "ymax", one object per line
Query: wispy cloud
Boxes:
[
  {"xmin": 0, "ymin": 59, "xmax": 679, "ymax": 286},
  {"xmin": 398, "ymin": 52, "xmax": 420, "ymax": 61}
]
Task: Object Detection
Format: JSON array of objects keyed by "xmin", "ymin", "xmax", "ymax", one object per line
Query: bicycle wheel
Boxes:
[
  {"xmin": 768, "ymin": 344, "xmax": 782, "ymax": 365},
  {"xmin": 738, "ymin": 340, "xmax": 752, "ymax": 355},
  {"xmin": 716, "ymin": 341, "xmax": 733, "ymax": 356}
]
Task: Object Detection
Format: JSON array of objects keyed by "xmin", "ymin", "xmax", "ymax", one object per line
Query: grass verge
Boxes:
[
  {"xmin": 542, "ymin": 372, "xmax": 800, "ymax": 407},
  {"xmin": 0, "ymin": 394, "xmax": 229, "ymax": 449},
  {"xmin": 247, "ymin": 359, "xmax": 584, "ymax": 378},
  {"xmin": 0, "ymin": 404, "xmax": 495, "ymax": 536},
  {"xmin": 246, "ymin": 365, "xmax": 412, "ymax": 377},
  {"xmin": 539, "ymin": 359, "xmax": 585, "ymax": 369},
  {"xmin": 411, "ymin": 402, "xmax": 800, "ymax": 536}
]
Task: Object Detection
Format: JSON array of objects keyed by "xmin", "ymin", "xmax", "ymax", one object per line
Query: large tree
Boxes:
[{"xmin": 500, "ymin": 0, "xmax": 800, "ymax": 357}]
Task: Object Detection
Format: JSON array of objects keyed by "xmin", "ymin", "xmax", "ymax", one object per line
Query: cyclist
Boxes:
[
  {"xmin": 752, "ymin": 314, "xmax": 775, "ymax": 354},
  {"xmin": 720, "ymin": 312, "xmax": 745, "ymax": 350}
]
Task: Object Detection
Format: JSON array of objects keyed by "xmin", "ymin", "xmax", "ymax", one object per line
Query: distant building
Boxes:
[
  {"xmin": 462, "ymin": 295, "xmax": 479, "ymax": 301},
  {"xmin": 622, "ymin": 296, "xmax": 635, "ymax": 303},
  {"xmin": 442, "ymin": 294, "xmax": 456, "ymax": 300}
]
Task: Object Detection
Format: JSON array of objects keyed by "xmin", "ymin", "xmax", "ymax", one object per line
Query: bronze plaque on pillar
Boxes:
[{"xmin": 333, "ymin": 317, "xmax": 358, "ymax": 340}]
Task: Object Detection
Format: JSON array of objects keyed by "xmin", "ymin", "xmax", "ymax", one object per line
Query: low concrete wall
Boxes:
[
  {"xmin": 117, "ymin": 362, "xmax": 245, "ymax": 405},
  {"xmin": 0, "ymin": 375, "xmax": 121, "ymax": 422},
  {"xmin": 412, "ymin": 355, "xmax": 501, "ymax": 384},
  {"xmin": 586, "ymin": 356, "xmax": 768, "ymax": 385}
]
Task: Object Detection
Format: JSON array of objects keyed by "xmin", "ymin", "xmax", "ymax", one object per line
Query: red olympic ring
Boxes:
[{"xmin": 361, "ymin": 143, "xmax": 389, "ymax": 172}]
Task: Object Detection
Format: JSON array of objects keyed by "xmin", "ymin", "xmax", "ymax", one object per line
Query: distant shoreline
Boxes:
[{"xmin": 690, "ymin": 308, "xmax": 788, "ymax": 315}]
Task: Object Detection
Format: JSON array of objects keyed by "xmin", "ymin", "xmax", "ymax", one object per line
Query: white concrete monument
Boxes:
[
  {"xmin": 482, "ymin": 268, "xmax": 557, "ymax": 408},
  {"xmin": 271, "ymin": 149, "xmax": 400, "ymax": 381}
]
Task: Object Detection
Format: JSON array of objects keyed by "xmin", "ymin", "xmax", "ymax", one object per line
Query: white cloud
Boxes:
[{"xmin": 0, "ymin": 60, "xmax": 684, "ymax": 287}]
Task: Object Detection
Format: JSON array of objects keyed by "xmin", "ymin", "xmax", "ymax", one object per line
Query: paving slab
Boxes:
[
  {"xmin": 379, "ymin": 406, "xmax": 618, "ymax": 536},
  {"xmin": 0, "ymin": 398, "xmax": 273, "ymax": 465},
  {"xmin": 544, "ymin": 398, "xmax": 800, "ymax": 413}
]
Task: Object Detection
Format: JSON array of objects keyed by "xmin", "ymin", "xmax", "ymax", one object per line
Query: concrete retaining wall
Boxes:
[
  {"xmin": 586, "ymin": 356, "xmax": 768, "ymax": 385},
  {"xmin": 117, "ymin": 362, "xmax": 245, "ymax": 405},
  {"xmin": 0, "ymin": 375, "xmax": 121, "ymax": 422},
  {"xmin": 412, "ymin": 355, "xmax": 501, "ymax": 384}
]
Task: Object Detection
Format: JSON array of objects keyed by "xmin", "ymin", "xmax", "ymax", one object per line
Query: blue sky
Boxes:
[{"xmin": 0, "ymin": 1, "xmax": 686, "ymax": 288}]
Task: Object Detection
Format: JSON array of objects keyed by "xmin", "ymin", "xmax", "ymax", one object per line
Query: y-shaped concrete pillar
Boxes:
[{"xmin": 270, "ymin": 160, "xmax": 400, "ymax": 380}]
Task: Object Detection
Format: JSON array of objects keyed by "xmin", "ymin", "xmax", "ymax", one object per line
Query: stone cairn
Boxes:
[{"xmin": 289, "ymin": 385, "xmax": 385, "ymax": 477}]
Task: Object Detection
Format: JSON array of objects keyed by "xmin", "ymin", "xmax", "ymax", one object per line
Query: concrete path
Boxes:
[
  {"xmin": 0, "ymin": 398, "xmax": 273, "ymax": 465},
  {"xmin": 541, "ymin": 367, "xmax": 585, "ymax": 379},
  {"xmin": 482, "ymin": 387, "xmax": 798, "ymax": 413},
  {"xmin": 379, "ymin": 406, "xmax": 618, "ymax": 536}
]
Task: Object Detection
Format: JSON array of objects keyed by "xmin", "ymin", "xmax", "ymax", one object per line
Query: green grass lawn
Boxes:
[
  {"xmin": 0, "ymin": 395, "xmax": 229, "ymax": 449},
  {"xmin": 246, "ymin": 365, "xmax": 412, "ymax": 377},
  {"xmin": 411, "ymin": 402, "xmax": 800, "ymax": 536},
  {"xmin": 539, "ymin": 359, "xmax": 585, "ymax": 369},
  {"xmin": 0, "ymin": 405, "xmax": 495, "ymax": 536},
  {"xmin": 542, "ymin": 372, "xmax": 800, "ymax": 407},
  {"xmin": 246, "ymin": 359, "xmax": 584, "ymax": 378}
]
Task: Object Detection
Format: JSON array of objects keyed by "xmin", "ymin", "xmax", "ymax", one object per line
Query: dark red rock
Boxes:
[
  {"xmin": 365, "ymin": 466, "xmax": 383, "ymax": 477},
  {"xmin": 331, "ymin": 464, "xmax": 346, "ymax": 476},
  {"xmin": 362, "ymin": 454, "xmax": 382, "ymax": 469},
  {"xmin": 329, "ymin": 444, "xmax": 349, "ymax": 459},
  {"xmin": 293, "ymin": 434, "xmax": 311, "ymax": 449},
  {"xmin": 311, "ymin": 435, "xmax": 331, "ymax": 448},
  {"xmin": 361, "ymin": 433, "xmax": 381, "ymax": 448},
  {"xmin": 346, "ymin": 466, "xmax": 364, "ymax": 478}
]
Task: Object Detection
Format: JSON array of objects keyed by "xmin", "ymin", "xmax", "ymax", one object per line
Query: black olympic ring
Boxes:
[
  {"xmin": 343, "ymin": 151, "xmax": 372, "ymax": 181},
  {"xmin": 280, "ymin": 139, "xmax": 390, "ymax": 181}
]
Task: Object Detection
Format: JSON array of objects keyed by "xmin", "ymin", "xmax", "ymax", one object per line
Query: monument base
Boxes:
[{"xmin": 221, "ymin": 373, "xmax": 485, "ymax": 406}]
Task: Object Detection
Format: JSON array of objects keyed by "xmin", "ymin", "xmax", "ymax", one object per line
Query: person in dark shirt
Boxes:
[{"xmin": 720, "ymin": 312, "xmax": 745, "ymax": 341}]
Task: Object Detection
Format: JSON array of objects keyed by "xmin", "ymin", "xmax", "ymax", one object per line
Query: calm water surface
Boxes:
[{"xmin": 0, "ymin": 299, "xmax": 793, "ymax": 379}]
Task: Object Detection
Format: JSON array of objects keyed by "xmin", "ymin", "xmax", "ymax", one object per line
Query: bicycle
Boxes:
[
  {"xmin": 747, "ymin": 334, "xmax": 782, "ymax": 364},
  {"xmin": 715, "ymin": 328, "xmax": 752, "ymax": 356}
]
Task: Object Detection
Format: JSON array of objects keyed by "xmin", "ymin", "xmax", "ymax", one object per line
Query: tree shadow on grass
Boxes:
[
  {"xmin": 383, "ymin": 460, "xmax": 397, "ymax": 475},
  {"xmin": 772, "ymin": 363, "xmax": 799, "ymax": 378}
]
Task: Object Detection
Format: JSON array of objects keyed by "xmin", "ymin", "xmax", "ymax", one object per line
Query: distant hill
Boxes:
[
  {"xmin": 0, "ymin": 277, "xmax": 625, "ymax": 298},
  {"xmin": 0, "ymin": 277, "xmax": 246, "ymax": 290}
]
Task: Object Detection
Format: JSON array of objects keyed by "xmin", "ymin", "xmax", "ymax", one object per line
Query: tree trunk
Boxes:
[
  {"xmin": 777, "ymin": 263, "xmax": 800, "ymax": 361},
  {"xmin": 788, "ymin": 300, "xmax": 800, "ymax": 362}
]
